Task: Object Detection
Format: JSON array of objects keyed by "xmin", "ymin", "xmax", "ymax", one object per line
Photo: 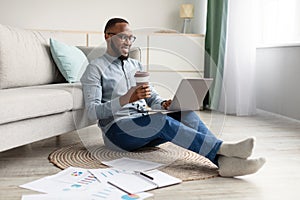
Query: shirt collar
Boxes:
[
  {"xmin": 104, "ymin": 52, "xmax": 129, "ymax": 65},
  {"xmin": 104, "ymin": 52, "xmax": 118, "ymax": 64}
]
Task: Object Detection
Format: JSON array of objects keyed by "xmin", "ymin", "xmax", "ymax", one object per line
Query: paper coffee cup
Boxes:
[{"xmin": 134, "ymin": 71, "xmax": 150, "ymax": 85}]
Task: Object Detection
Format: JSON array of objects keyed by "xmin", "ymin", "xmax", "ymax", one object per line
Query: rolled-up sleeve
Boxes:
[{"xmin": 145, "ymin": 85, "xmax": 165, "ymax": 110}]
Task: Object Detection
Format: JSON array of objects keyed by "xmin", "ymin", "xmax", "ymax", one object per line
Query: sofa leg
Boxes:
[{"xmin": 55, "ymin": 135, "xmax": 61, "ymax": 146}]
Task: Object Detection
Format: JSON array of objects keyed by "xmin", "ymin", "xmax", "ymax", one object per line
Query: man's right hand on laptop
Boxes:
[{"xmin": 162, "ymin": 99, "xmax": 172, "ymax": 110}]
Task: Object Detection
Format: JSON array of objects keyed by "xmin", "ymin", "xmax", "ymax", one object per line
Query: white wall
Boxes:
[
  {"xmin": 0, "ymin": 0, "xmax": 206, "ymax": 34},
  {"xmin": 256, "ymin": 46, "xmax": 300, "ymax": 120},
  {"xmin": 192, "ymin": 0, "xmax": 207, "ymax": 34}
]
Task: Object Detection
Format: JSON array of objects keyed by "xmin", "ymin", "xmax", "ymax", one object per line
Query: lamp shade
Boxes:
[{"xmin": 180, "ymin": 4, "xmax": 194, "ymax": 18}]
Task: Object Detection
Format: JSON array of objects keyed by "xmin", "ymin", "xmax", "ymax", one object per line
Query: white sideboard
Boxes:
[{"xmin": 136, "ymin": 33, "xmax": 205, "ymax": 99}]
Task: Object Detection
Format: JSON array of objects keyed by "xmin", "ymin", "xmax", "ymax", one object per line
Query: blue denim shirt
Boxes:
[{"xmin": 80, "ymin": 53, "xmax": 164, "ymax": 132}]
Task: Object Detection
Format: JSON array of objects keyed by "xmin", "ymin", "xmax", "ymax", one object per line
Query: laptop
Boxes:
[{"xmin": 150, "ymin": 78, "xmax": 213, "ymax": 112}]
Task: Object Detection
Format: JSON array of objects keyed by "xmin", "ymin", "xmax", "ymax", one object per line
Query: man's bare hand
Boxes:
[
  {"xmin": 119, "ymin": 84, "xmax": 151, "ymax": 106},
  {"xmin": 162, "ymin": 99, "xmax": 172, "ymax": 110}
]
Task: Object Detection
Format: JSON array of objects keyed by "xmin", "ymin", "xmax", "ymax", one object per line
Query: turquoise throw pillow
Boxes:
[{"xmin": 50, "ymin": 38, "xmax": 88, "ymax": 83}]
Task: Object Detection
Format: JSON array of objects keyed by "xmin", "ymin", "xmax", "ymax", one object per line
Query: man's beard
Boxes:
[{"xmin": 110, "ymin": 40, "xmax": 129, "ymax": 59}]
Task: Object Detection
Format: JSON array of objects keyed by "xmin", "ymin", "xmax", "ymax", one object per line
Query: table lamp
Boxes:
[{"xmin": 180, "ymin": 4, "xmax": 194, "ymax": 33}]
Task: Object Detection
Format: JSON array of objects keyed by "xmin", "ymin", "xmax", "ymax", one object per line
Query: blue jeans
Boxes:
[{"xmin": 104, "ymin": 111, "xmax": 222, "ymax": 165}]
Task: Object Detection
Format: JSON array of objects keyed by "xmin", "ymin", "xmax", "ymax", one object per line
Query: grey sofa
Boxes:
[{"xmin": 0, "ymin": 24, "xmax": 140, "ymax": 152}]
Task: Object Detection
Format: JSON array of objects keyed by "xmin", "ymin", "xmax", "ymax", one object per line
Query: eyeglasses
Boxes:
[{"xmin": 106, "ymin": 32, "xmax": 136, "ymax": 43}]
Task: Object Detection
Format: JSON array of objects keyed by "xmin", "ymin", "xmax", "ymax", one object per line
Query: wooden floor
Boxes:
[{"xmin": 1, "ymin": 110, "xmax": 300, "ymax": 200}]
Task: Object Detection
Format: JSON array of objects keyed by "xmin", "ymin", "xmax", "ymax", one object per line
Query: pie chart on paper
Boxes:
[{"xmin": 121, "ymin": 194, "xmax": 140, "ymax": 200}]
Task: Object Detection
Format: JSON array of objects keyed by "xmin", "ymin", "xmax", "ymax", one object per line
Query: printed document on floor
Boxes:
[
  {"xmin": 89, "ymin": 168, "xmax": 182, "ymax": 194},
  {"xmin": 20, "ymin": 167, "xmax": 152, "ymax": 200},
  {"xmin": 21, "ymin": 192, "xmax": 153, "ymax": 200},
  {"xmin": 101, "ymin": 157, "xmax": 164, "ymax": 171}
]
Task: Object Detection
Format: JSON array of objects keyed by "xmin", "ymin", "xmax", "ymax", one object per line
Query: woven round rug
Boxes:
[{"xmin": 49, "ymin": 142, "xmax": 219, "ymax": 181}]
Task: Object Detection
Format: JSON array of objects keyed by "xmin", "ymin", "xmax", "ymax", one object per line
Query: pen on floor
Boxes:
[
  {"xmin": 107, "ymin": 181, "xmax": 132, "ymax": 195},
  {"xmin": 135, "ymin": 171, "xmax": 154, "ymax": 180}
]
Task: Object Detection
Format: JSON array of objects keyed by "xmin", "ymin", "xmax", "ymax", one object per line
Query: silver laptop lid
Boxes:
[{"xmin": 169, "ymin": 78, "xmax": 213, "ymax": 111}]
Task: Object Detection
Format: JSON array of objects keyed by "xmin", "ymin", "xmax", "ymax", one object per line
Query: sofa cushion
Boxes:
[
  {"xmin": 32, "ymin": 83, "xmax": 84, "ymax": 111},
  {"xmin": 0, "ymin": 87, "xmax": 73, "ymax": 125},
  {"xmin": 0, "ymin": 24, "xmax": 61, "ymax": 89},
  {"xmin": 50, "ymin": 38, "xmax": 88, "ymax": 83}
]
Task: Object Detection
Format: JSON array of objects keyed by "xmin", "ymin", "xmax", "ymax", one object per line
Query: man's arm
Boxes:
[
  {"xmin": 80, "ymin": 64, "xmax": 122, "ymax": 121},
  {"xmin": 144, "ymin": 84, "xmax": 166, "ymax": 110}
]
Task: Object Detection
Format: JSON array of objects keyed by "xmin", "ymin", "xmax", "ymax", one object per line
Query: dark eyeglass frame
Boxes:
[{"xmin": 106, "ymin": 32, "xmax": 136, "ymax": 43}]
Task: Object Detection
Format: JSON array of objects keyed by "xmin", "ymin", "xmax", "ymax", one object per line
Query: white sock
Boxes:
[
  {"xmin": 218, "ymin": 156, "xmax": 266, "ymax": 177},
  {"xmin": 218, "ymin": 137, "xmax": 255, "ymax": 159}
]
